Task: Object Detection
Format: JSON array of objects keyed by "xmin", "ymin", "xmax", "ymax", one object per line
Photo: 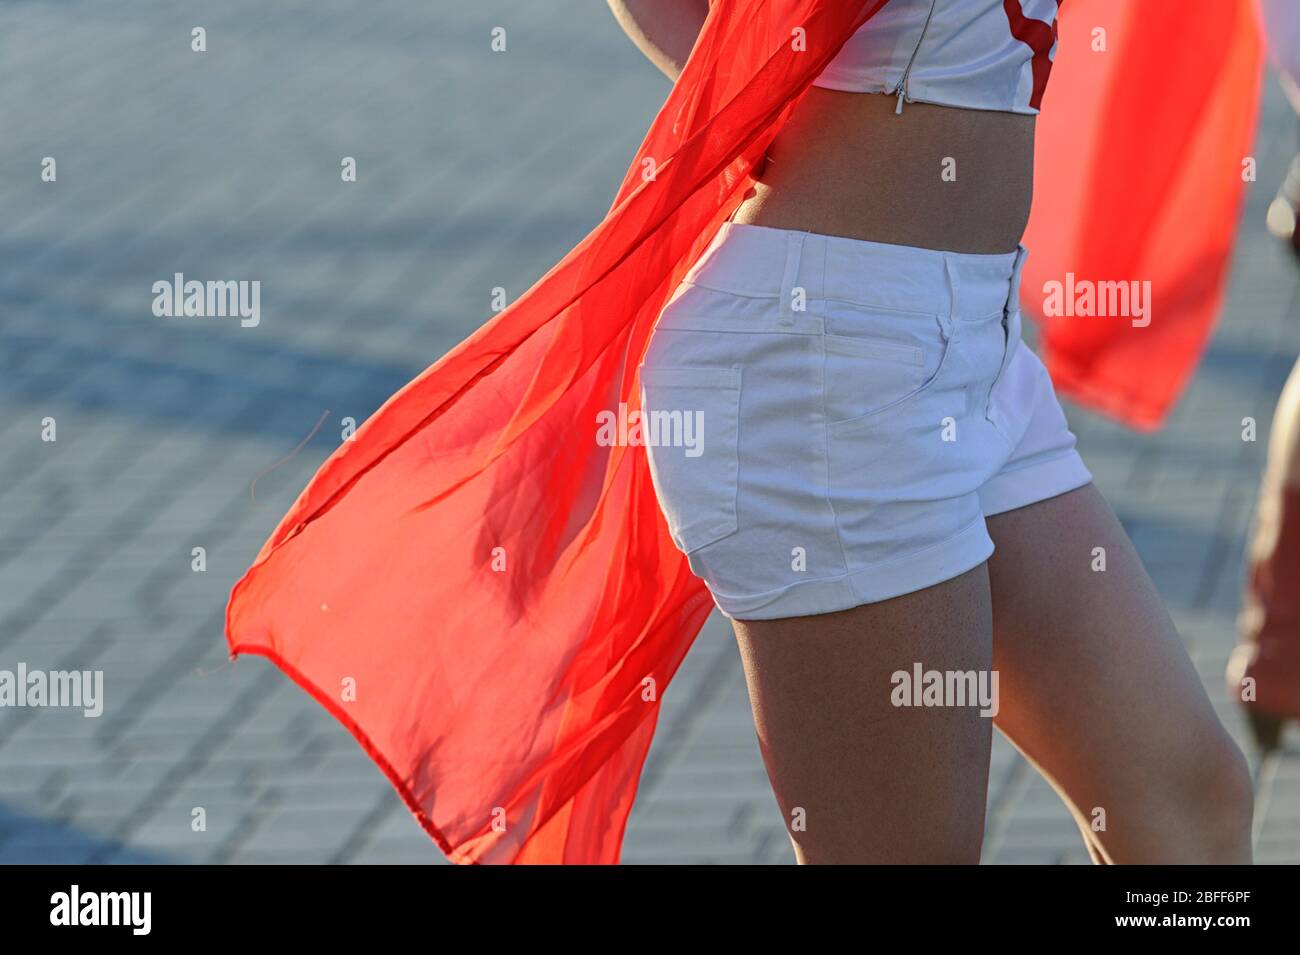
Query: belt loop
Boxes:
[
  {"xmin": 941, "ymin": 254, "xmax": 959, "ymax": 338},
  {"xmin": 1005, "ymin": 244, "xmax": 1029, "ymax": 315},
  {"xmin": 778, "ymin": 231, "xmax": 807, "ymax": 326},
  {"xmin": 808, "ymin": 231, "xmax": 826, "ymax": 312}
]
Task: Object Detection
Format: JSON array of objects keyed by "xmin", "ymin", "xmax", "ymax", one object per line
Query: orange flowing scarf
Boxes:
[
  {"xmin": 226, "ymin": 0, "xmax": 1262, "ymax": 863},
  {"xmin": 1025, "ymin": 0, "xmax": 1262, "ymax": 428}
]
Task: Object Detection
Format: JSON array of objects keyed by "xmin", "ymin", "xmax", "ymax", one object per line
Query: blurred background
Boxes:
[{"xmin": 2, "ymin": 0, "xmax": 1298, "ymax": 864}]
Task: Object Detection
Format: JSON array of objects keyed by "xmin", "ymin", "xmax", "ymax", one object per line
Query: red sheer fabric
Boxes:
[
  {"xmin": 1023, "ymin": 0, "xmax": 1263, "ymax": 429},
  {"xmin": 226, "ymin": 0, "xmax": 889, "ymax": 864}
]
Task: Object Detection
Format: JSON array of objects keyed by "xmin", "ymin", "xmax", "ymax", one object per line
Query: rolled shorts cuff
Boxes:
[
  {"xmin": 707, "ymin": 518, "xmax": 995, "ymax": 621},
  {"xmin": 977, "ymin": 450, "xmax": 1093, "ymax": 517},
  {"xmin": 706, "ymin": 451, "xmax": 1094, "ymax": 621}
]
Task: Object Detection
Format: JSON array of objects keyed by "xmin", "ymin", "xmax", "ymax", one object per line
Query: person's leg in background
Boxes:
[
  {"xmin": 1226, "ymin": 0, "xmax": 1300, "ymax": 751},
  {"xmin": 1260, "ymin": 0, "xmax": 1300, "ymax": 256},
  {"xmin": 1229, "ymin": 357, "xmax": 1300, "ymax": 749},
  {"xmin": 1264, "ymin": 154, "xmax": 1300, "ymax": 257}
]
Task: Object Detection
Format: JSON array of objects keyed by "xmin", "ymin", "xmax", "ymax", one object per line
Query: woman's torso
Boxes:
[{"xmin": 733, "ymin": 0, "xmax": 1060, "ymax": 254}]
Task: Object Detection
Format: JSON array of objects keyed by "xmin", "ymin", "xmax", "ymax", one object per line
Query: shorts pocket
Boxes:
[
  {"xmin": 821, "ymin": 309, "xmax": 951, "ymax": 427},
  {"xmin": 639, "ymin": 365, "xmax": 741, "ymax": 554}
]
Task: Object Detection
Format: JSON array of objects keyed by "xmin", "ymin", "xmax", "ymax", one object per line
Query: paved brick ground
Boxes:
[{"xmin": 1, "ymin": 1, "xmax": 1297, "ymax": 865}]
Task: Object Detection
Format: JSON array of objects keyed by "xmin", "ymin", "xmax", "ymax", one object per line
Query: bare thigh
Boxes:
[
  {"xmin": 732, "ymin": 564, "xmax": 993, "ymax": 864},
  {"xmin": 986, "ymin": 483, "xmax": 1253, "ymax": 863}
]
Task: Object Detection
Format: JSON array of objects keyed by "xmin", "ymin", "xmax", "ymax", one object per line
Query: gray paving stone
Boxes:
[
  {"xmin": 0, "ymin": 845, "xmax": 100, "ymax": 865},
  {"xmin": 346, "ymin": 839, "xmax": 448, "ymax": 865},
  {"xmin": 3, "ymin": 0, "xmax": 1299, "ymax": 866}
]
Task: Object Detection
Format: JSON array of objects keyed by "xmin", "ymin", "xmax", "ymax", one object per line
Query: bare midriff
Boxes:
[{"xmin": 731, "ymin": 88, "xmax": 1035, "ymax": 255}]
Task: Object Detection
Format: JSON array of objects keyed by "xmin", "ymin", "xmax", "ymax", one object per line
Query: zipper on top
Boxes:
[{"xmin": 894, "ymin": 0, "xmax": 939, "ymax": 114}]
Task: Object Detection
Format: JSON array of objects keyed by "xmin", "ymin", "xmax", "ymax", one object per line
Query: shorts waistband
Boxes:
[{"xmin": 681, "ymin": 222, "xmax": 1028, "ymax": 320}]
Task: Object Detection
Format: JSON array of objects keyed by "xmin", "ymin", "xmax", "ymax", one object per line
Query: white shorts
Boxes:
[{"xmin": 640, "ymin": 223, "xmax": 1092, "ymax": 620}]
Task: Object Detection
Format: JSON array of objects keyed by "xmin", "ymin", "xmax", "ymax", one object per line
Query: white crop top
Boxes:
[{"xmin": 812, "ymin": 0, "xmax": 1062, "ymax": 115}]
